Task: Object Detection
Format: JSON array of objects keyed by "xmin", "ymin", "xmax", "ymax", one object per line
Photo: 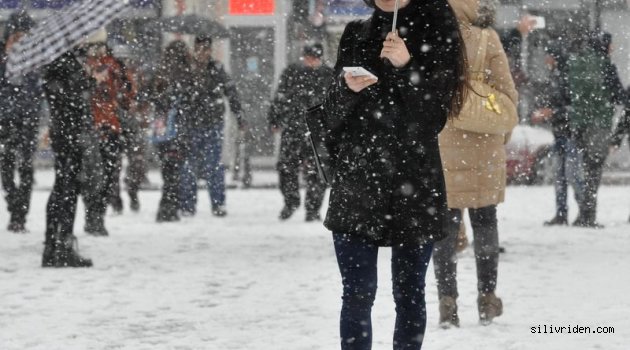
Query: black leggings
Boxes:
[{"xmin": 432, "ymin": 205, "xmax": 499, "ymax": 298}]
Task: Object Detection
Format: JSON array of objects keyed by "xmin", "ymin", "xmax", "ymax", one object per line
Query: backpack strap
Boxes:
[{"xmin": 471, "ymin": 29, "xmax": 490, "ymax": 80}]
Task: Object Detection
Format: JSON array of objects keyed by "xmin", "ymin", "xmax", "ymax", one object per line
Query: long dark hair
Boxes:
[{"xmin": 363, "ymin": 0, "xmax": 468, "ymax": 118}]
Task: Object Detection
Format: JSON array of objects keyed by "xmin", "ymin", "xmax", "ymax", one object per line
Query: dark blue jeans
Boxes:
[
  {"xmin": 180, "ymin": 125, "xmax": 226, "ymax": 213},
  {"xmin": 333, "ymin": 233, "xmax": 433, "ymax": 350},
  {"xmin": 552, "ymin": 135, "xmax": 584, "ymax": 218}
]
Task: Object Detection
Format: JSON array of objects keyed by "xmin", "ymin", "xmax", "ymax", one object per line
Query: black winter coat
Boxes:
[
  {"xmin": 268, "ymin": 63, "xmax": 334, "ymax": 136},
  {"xmin": 190, "ymin": 59, "xmax": 242, "ymax": 129},
  {"xmin": 43, "ymin": 50, "xmax": 93, "ymax": 149},
  {"xmin": 323, "ymin": 0, "xmax": 462, "ymax": 246}
]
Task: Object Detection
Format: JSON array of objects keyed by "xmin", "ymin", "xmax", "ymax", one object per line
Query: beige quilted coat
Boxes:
[{"xmin": 439, "ymin": 0, "xmax": 519, "ymax": 209}]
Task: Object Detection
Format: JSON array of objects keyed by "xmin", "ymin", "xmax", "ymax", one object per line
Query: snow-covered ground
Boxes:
[{"xmin": 1, "ymin": 171, "xmax": 629, "ymax": 349}]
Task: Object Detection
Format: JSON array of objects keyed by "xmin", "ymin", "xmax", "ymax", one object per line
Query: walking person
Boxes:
[
  {"xmin": 433, "ymin": 0, "xmax": 518, "ymax": 326},
  {"xmin": 41, "ymin": 47, "xmax": 95, "ymax": 267},
  {"xmin": 323, "ymin": 0, "xmax": 466, "ymax": 348},
  {"xmin": 0, "ymin": 11, "xmax": 41, "ymax": 233},
  {"xmin": 268, "ymin": 43, "xmax": 333, "ymax": 221},
  {"xmin": 565, "ymin": 32, "xmax": 627, "ymax": 228},
  {"xmin": 151, "ymin": 40, "xmax": 194, "ymax": 222},
  {"xmin": 531, "ymin": 46, "xmax": 583, "ymax": 226},
  {"xmin": 83, "ymin": 39, "xmax": 130, "ymax": 235},
  {"xmin": 179, "ymin": 36, "xmax": 243, "ymax": 217}
]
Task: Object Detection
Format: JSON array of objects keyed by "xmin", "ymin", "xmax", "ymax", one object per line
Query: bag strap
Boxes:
[{"xmin": 472, "ymin": 29, "xmax": 490, "ymax": 76}]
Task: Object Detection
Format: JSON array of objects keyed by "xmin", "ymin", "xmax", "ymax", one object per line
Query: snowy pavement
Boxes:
[{"xmin": 1, "ymin": 181, "xmax": 629, "ymax": 349}]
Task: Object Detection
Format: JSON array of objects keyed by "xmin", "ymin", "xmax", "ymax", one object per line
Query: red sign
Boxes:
[{"xmin": 229, "ymin": 0, "xmax": 275, "ymax": 15}]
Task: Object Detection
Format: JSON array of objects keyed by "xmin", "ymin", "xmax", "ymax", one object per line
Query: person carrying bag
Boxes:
[{"xmin": 433, "ymin": 0, "xmax": 518, "ymax": 327}]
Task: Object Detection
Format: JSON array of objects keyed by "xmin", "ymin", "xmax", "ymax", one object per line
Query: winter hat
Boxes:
[
  {"xmin": 3, "ymin": 11, "xmax": 35, "ymax": 41},
  {"xmin": 303, "ymin": 42, "xmax": 324, "ymax": 58},
  {"xmin": 84, "ymin": 27, "xmax": 108, "ymax": 44}
]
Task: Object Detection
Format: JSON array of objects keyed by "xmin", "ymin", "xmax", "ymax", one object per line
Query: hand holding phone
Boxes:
[{"xmin": 343, "ymin": 67, "xmax": 378, "ymax": 93}]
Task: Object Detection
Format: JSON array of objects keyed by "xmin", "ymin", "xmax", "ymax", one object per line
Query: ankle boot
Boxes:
[
  {"xmin": 438, "ymin": 296, "xmax": 460, "ymax": 328},
  {"xmin": 42, "ymin": 236, "xmax": 92, "ymax": 268},
  {"xmin": 478, "ymin": 292, "xmax": 503, "ymax": 325}
]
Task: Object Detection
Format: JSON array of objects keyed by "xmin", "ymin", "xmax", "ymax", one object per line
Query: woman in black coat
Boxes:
[{"xmin": 323, "ymin": 0, "xmax": 466, "ymax": 348}]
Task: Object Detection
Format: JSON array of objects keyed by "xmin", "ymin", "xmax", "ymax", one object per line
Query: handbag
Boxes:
[
  {"xmin": 452, "ymin": 29, "xmax": 518, "ymax": 135},
  {"xmin": 151, "ymin": 98, "xmax": 180, "ymax": 145},
  {"xmin": 304, "ymin": 104, "xmax": 332, "ymax": 185}
]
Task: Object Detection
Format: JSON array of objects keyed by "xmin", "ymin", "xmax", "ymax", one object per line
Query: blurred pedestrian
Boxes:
[
  {"xmin": 564, "ymin": 32, "xmax": 627, "ymax": 228},
  {"xmin": 82, "ymin": 38, "xmax": 130, "ymax": 235},
  {"xmin": 530, "ymin": 46, "xmax": 583, "ymax": 226},
  {"xmin": 150, "ymin": 40, "xmax": 194, "ymax": 222},
  {"xmin": 179, "ymin": 36, "xmax": 243, "ymax": 217},
  {"xmin": 323, "ymin": 0, "xmax": 466, "ymax": 348},
  {"xmin": 268, "ymin": 42, "xmax": 333, "ymax": 221},
  {"xmin": 434, "ymin": 0, "xmax": 518, "ymax": 327},
  {"xmin": 501, "ymin": 11, "xmax": 537, "ymax": 123},
  {"xmin": 41, "ymin": 47, "xmax": 95, "ymax": 267},
  {"xmin": 0, "ymin": 11, "xmax": 41, "ymax": 233}
]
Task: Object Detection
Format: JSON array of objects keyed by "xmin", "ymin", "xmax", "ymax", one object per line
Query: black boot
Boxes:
[
  {"xmin": 42, "ymin": 236, "xmax": 93, "ymax": 268},
  {"xmin": 129, "ymin": 191, "xmax": 140, "ymax": 212},
  {"xmin": 279, "ymin": 205, "xmax": 298, "ymax": 220},
  {"xmin": 85, "ymin": 215, "xmax": 109, "ymax": 236},
  {"xmin": 572, "ymin": 210, "xmax": 604, "ymax": 229},
  {"xmin": 305, "ymin": 212, "xmax": 321, "ymax": 222},
  {"xmin": 544, "ymin": 215, "xmax": 568, "ymax": 226},
  {"xmin": 110, "ymin": 196, "xmax": 123, "ymax": 215},
  {"xmin": 8, "ymin": 213, "xmax": 27, "ymax": 233}
]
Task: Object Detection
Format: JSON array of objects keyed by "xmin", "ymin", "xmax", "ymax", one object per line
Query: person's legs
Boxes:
[
  {"xmin": 468, "ymin": 205, "xmax": 502, "ymax": 324},
  {"xmin": 572, "ymin": 127, "xmax": 607, "ymax": 226},
  {"xmin": 12, "ymin": 126, "xmax": 37, "ymax": 228},
  {"xmin": 304, "ymin": 146, "xmax": 326, "ymax": 221},
  {"xmin": 277, "ymin": 133, "xmax": 301, "ymax": 219},
  {"xmin": 157, "ymin": 145, "xmax": 181, "ymax": 221},
  {"xmin": 545, "ymin": 136, "xmax": 568, "ymax": 224},
  {"xmin": 391, "ymin": 242, "xmax": 433, "ymax": 350},
  {"xmin": 333, "ymin": 233, "xmax": 379, "ymax": 350},
  {"xmin": 468, "ymin": 205, "xmax": 500, "ymax": 294},
  {"xmin": 204, "ymin": 125, "xmax": 226, "ymax": 211},
  {"xmin": 0, "ymin": 138, "xmax": 18, "ymax": 218},
  {"xmin": 179, "ymin": 158, "xmax": 197, "ymax": 215},
  {"xmin": 432, "ymin": 208, "xmax": 462, "ymax": 299}
]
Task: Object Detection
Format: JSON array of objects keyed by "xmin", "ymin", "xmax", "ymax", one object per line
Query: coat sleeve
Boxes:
[
  {"xmin": 212, "ymin": 62, "xmax": 244, "ymax": 126},
  {"xmin": 267, "ymin": 66, "xmax": 295, "ymax": 129},
  {"xmin": 322, "ymin": 21, "xmax": 362, "ymax": 130}
]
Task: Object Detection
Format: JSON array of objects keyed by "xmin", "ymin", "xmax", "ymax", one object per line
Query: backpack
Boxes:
[
  {"xmin": 151, "ymin": 98, "xmax": 180, "ymax": 145},
  {"xmin": 566, "ymin": 47, "xmax": 614, "ymax": 129}
]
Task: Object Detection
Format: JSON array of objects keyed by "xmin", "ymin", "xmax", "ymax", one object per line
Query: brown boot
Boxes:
[
  {"xmin": 438, "ymin": 296, "xmax": 460, "ymax": 328},
  {"xmin": 478, "ymin": 292, "xmax": 503, "ymax": 325}
]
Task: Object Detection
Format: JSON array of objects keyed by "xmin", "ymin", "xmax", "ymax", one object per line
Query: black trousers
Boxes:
[
  {"xmin": 573, "ymin": 127, "xmax": 609, "ymax": 220},
  {"xmin": 277, "ymin": 134, "xmax": 326, "ymax": 214},
  {"xmin": 45, "ymin": 139, "xmax": 83, "ymax": 243},
  {"xmin": 85, "ymin": 132, "xmax": 121, "ymax": 225},
  {"xmin": 157, "ymin": 143, "xmax": 182, "ymax": 218},
  {"xmin": 0, "ymin": 117, "xmax": 38, "ymax": 225},
  {"xmin": 433, "ymin": 205, "xmax": 500, "ymax": 298}
]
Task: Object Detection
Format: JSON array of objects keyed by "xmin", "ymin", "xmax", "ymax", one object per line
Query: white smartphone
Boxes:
[
  {"xmin": 343, "ymin": 66, "xmax": 378, "ymax": 81},
  {"xmin": 531, "ymin": 16, "xmax": 546, "ymax": 30}
]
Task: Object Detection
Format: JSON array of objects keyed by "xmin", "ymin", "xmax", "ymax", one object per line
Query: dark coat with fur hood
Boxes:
[{"xmin": 323, "ymin": 0, "xmax": 463, "ymax": 246}]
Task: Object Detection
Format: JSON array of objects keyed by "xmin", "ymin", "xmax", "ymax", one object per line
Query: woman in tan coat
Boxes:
[{"xmin": 433, "ymin": 0, "xmax": 518, "ymax": 327}]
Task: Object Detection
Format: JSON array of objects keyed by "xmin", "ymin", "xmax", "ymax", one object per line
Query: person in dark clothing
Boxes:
[
  {"xmin": 323, "ymin": 0, "xmax": 466, "ymax": 348},
  {"xmin": 82, "ymin": 42, "xmax": 130, "ymax": 235},
  {"xmin": 0, "ymin": 11, "xmax": 41, "ymax": 233},
  {"xmin": 564, "ymin": 32, "xmax": 627, "ymax": 228},
  {"xmin": 268, "ymin": 43, "xmax": 334, "ymax": 221},
  {"xmin": 179, "ymin": 36, "xmax": 243, "ymax": 217},
  {"xmin": 41, "ymin": 49, "xmax": 94, "ymax": 268},
  {"xmin": 610, "ymin": 95, "xmax": 630, "ymax": 223},
  {"xmin": 151, "ymin": 40, "xmax": 194, "ymax": 222},
  {"xmin": 531, "ymin": 46, "xmax": 584, "ymax": 226}
]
